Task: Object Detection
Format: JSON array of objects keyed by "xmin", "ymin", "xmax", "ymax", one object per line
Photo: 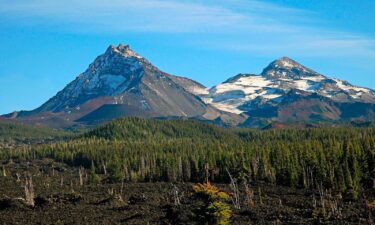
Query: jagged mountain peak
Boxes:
[
  {"xmin": 261, "ymin": 56, "xmax": 321, "ymax": 79},
  {"xmin": 20, "ymin": 44, "xmax": 155, "ymax": 114},
  {"xmin": 7, "ymin": 44, "xmax": 235, "ymax": 127},
  {"xmin": 105, "ymin": 44, "xmax": 143, "ymax": 60}
]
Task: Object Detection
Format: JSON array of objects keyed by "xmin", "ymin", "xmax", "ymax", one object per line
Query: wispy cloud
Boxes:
[
  {"xmin": 1, "ymin": 0, "xmax": 375, "ymax": 58},
  {"xmin": 0, "ymin": 0, "xmax": 325, "ymax": 33},
  {"xmin": 0, "ymin": 0, "xmax": 249, "ymax": 33},
  {"xmin": 200, "ymin": 34, "xmax": 375, "ymax": 58}
]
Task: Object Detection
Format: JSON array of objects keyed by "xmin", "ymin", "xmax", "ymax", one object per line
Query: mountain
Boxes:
[
  {"xmin": 4, "ymin": 44, "xmax": 245, "ymax": 127},
  {"xmin": 203, "ymin": 57, "xmax": 375, "ymax": 127},
  {"xmin": 4, "ymin": 45, "xmax": 375, "ymax": 128}
]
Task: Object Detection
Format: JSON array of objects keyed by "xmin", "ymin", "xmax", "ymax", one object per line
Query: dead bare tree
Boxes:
[
  {"xmin": 244, "ymin": 181, "xmax": 255, "ymax": 208},
  {"xmin": 70, "ymin": 180, "xmax": 74, "ymax": 192},
  {"xmin": 258, "ymin": 187, "xmax": 263, "ymax": 205},
  {"xmin": 2, "ymin": 166, "xmax": 6, "ymax": 177},
  {"xmin": 120, "ymin": 179, "xmax": 125, "ymax": 195},
  {"xmin": 102, "ymin": 162, "xmax": 107, "ymax": 175},
  {"xmin": 108, "ymin": 188, "xmax": 114, "ymax": 196},
  {"xmin": 312, "ymin": 193, "xmax": 317, "ymax": 208},
  {"xmin": 24, "ymin": 174, "xmax": 35, "ymax": 207},
  {"xmin": 317, "ymin": 182, "xmax": 325, "ymax": 210},
  {"xmin": 204, "ymin": 163, "xmax": 210, "ymax": 184},
  {"xmin": 16, "ymin": 173, "xmax": 21, "ymax": 182},
  {"xmin": 79, "ymin": 167, "xmax": 84, "ymax": 186},
  {"xmin": 172, "ymin": 184, "xmax": 181, "ymax": 206},
  {"xmin": 250, "ymin": 157, "xmax": 259, "ymax": 179},
  {"xmin": 226, "ymin": 169, "xmax": 240, "ymax": 209}
]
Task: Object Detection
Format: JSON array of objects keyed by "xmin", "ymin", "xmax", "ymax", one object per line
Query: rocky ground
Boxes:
[{"xmin": 0, "ymin": 159, "xmax": 373, "ymax": 225}]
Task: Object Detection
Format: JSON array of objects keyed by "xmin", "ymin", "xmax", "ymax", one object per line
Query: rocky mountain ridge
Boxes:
[
  {"xmin": 4, "ymin": 45, "xmax": 375, "ymax": 128},
  {"xmin": 203, "ymin": 57, "xmax": 375, "ymax": 117},
  {"xmin": 4, "ymin": 44, "xmax": 243, "ymax": 127}
]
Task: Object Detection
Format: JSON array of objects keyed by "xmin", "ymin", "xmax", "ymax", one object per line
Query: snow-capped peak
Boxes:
[
  {"xmin": 261, "ymin": 57, "xmax": 321, "ymax": 79},
  {"xmin": 275, "ymin": 57, "xmax": 300, "ymax": 68},
  {"xmin": 39, "ymin": 44, "xmax": 149, "ymax": 112},
  {"xmin": 202, "ymin": 57, "xmax": 375, "ymax": 114}
]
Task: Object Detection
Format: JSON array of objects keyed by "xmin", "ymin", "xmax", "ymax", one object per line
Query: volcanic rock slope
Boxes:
[
  {"xmin": 6, "ymin": 45, "xmax": 242, "ymax": 127},
  {"xmin": 203, "ymin": 57, "xmax": 375, "ymax": 127}
]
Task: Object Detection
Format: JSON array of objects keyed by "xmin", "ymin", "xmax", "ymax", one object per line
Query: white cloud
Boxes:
[
  {"xmin": 1, "ymin": 0, "xmax": 375, "ymax": 58},
  {"xmin": 0, "ymin": 0, "xmax": 320, "ymax": 33}
]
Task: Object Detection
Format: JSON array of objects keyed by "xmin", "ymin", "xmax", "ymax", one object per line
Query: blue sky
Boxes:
[{"xmin": 0, "ymin": 0, "xmax": 375, "ymax": 114}]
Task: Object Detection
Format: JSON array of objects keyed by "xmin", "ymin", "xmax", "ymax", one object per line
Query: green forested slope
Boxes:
[
  {"xmin": 83, "ymin": 117, "xmax": 239, "ymax": 140},
  {"xmin": 0, "ymin": 120, "xmax": 71, "ymax": 144},
  {"xmin": 2, "ymin": 117, "xmax": 374, "ymax": 198}
]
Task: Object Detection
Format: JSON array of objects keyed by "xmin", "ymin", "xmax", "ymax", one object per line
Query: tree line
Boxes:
[{"xmin": 1, "ymin": 117, "xmax": 374, "ymax": 198}]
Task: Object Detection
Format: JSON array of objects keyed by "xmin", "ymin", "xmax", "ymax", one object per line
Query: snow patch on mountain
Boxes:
[
  {"xmin": 202, "ymin": 58, "xmax": 375, "ymax": 114},
  {"xmin": 333, "ymin": 79, "xmax": 370, "ymax": 93},
  {"xmin": 187, "ymin": 86, "xmax": 209, "ymax": 95},
  {"xmin": 279, "ymin": 60, "xmax": 294, "ymax": 68},
  {"xmin": 211, "ymin": 76, "xmax": 271, "ymax": 95},
  {"xmin": 211, "ymin": 103, "xmax": 244, "ymax": 114}
]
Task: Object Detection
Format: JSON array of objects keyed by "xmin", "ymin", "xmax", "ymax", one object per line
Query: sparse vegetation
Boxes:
[
  {"xmin": 0, "ymin": 117, "xmax": 374, "ymax": 224},
  {"xmin": 192, "ymin": 183, "xmax": 232, "ymax": 225}
]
